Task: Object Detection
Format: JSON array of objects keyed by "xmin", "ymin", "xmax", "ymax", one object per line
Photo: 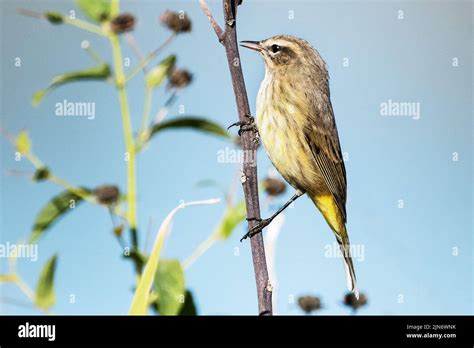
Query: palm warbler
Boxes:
[{"xmin": 241, "ymin": 35, "xmax": 358, "ymax": 296}]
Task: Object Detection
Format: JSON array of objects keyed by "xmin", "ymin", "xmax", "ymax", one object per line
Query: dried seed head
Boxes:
[
  {"xmin": 298, "ymin": 295, "xmax": 321, "ymax": 314},
  {"xmin": 33, "ymin": 167, "xmax": 50, "ymax": 182},
  {"xmin": 343, "ymin": 292, "xmax": 368, "ymax": 310},
  {"xmin": 160, "ymin": 10, "xmax": 191, "ymax": 33},
  {"xmin": 45, "ymin": 11, "xmax": 64, "ymax": 24},
  {"xmin": 94, "ymin": 185, "xmax": 120, "ymax": 205},
  {"xmin": 168, "ymin": 68, "xmax": 193, "ymax": 89},
  {"xmin": 110, "ymin": 13, "xmax": 136, "ymax": 34},
  {"xmin": 262, "ymin": 177, "xmax": 286, "ymax": 197}
]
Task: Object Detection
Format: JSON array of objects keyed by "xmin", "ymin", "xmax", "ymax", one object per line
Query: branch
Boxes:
[
  {"xmin": 125, "ymin": 33, "xmax": 176, "ymax": 82},
  {"xmin": 199, "ymin": 0, "xmax": 225, "ymax": 43},
  {"xmin": 200, "ymin": 0, "xmax": 273, "ymax": 316}
]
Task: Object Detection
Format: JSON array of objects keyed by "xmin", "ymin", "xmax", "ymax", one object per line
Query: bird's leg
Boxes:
[
  {"xmin": 240, "ymin": 190, "xmax": 305, "ymax": 242},
  {"xmin": 227, "ymin": 113, "xmax": 259, "ymax": 144}
]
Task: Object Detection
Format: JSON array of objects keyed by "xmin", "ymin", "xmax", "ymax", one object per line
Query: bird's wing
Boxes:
[{"xmin": 304, "ymin": 99, "xmax": 347, "ymax": 222}]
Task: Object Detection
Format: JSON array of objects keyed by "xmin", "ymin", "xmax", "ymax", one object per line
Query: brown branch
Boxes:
[
  {"xmin": 199, "ymin": 0, "xmax": 225, "ymax": 43},
  {"xmin": 200, "ymin": 0, "xmax": 273, "ymax": 315}
]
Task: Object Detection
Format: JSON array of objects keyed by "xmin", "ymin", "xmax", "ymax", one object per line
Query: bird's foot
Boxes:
[
  {"xmin": 227, "ymin": 114, "xmax": 260, "ymax": 145},
  {"xmin": 240, "ymin": 217, "xmax": 272, "ymax": 242}
]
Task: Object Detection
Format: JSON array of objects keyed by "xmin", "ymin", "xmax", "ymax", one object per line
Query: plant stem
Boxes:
[
  {"xmin": 200, "ymin": 0, "xmax": 273, "ymax": 315},
  {"xmin": 182, "ymin": 234, "xmax": 217, "ymax": 270},
  {"xmin": 125, "ymin": 33, "xmax": 176, "ymax": 82},
  {"xmin": 109, "ymin": 3, "xmax": 139, "ymax": 259},
  {"xmin": 17, "ymin": 8, "xmax": 105, "ymax": 37},
  {"xmin": 84, "ymin": 44, "xmax": 105, "ymax": 64},
  {"xmin": 111, "ymin": 36, "xmax": 138, "ymax": 248},
  {"xmin": 153, "ymin": 90, "xmax": 178, "ymax": 124},
  {"xmin": 111, "ymin": 0, "xmax": 120, "ymax": 17},
  {"xmin": 63, "ymin": 18, "xmax": 105, "ymax": 36},
  {"xmin": 49, "ymin": 174, "xmax": 128, "ymax": 221},
  {"xmin": 48, "ymin": 174, "xmax": 93, "ymax": 200},
  {"xmin": 24, "ymin": 151, "xmax": 44, "ymax": 169},
  {"xmin": 14, "ymin": 275, "xmax": 35, "ymax": 301},
  {"xmin": 16, "ymin": 149, "xmax": 129, "ymax": 221},
  {"xmin": 140, "ymin": 87, "xmax": 153, "ymax": 133}
]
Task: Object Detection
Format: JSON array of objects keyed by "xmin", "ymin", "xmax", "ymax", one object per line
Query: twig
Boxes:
[
  {"xmin": 182, "ymin": 234, "xmax": 217, "ymax": 270},
  {"xmin": 199, "ymin": 0, "xmax": 225, "ymax": 43},
  {"xmin": 153, "ymin": 90, "xmax": 178, "ymax": 124},
  {"xmin": 200, "ymin": 0, "xmax": 273, "ymax": 316},
  {"xmin": 17, "ymin": 8, "xmax": 105, "ymax": 37},
  {"xmin": 125, "ymin": 33, "xmax": 176, "ymax": 82},
  {"xmin": 125, "ymin": 33, "xmax": 148, "ymax": 73}
]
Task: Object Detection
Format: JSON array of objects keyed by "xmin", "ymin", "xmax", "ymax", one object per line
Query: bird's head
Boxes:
[{"xmin": 240, "ymin": 35, "xmax": 327, "ymax": 74}]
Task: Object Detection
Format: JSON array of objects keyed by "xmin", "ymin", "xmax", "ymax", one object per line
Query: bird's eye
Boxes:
[{"xmin": 270, "ymin": 44, "xmax": 281, "ymax": 53}]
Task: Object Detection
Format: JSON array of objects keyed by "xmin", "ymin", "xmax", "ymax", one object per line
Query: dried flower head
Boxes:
[
  {"xmin": 45, "ymin": 11, "xmax": 64, "ymax": 24},
  {"xmin": 160, "ymin": 10, "xmax": 191, "ymax": 33},
  {"xmin": 262, "ymin": 177, "xmax": 286, "ymax": 197},
  {"xmin": 343, "ymin": 292, "xmax": 368, "ymax": 311},
  {"xmin": 168, "ymin": 68, "xmax": 193, "ymax": 89},
  {"xmin": 94, "ymin": 185, "xmax": 120, "ymax": 205},
  {"xmin": 110, "ymin": 13, "xmax": 136, "ymax": 34},
  {"xmin": 33, "ymin": 167, "xmax": 51, "ymax": 181},
  {"xmin": 298, "ymin": 295, "xmax": 321, "ymax": 314}
]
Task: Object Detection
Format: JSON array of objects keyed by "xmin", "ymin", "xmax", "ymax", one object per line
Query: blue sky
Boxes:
[{"xmin": 0, "ymin": 0, "xmax": 472, "ymax": 315}]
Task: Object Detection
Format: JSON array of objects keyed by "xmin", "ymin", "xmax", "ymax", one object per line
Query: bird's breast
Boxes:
[{"xmin": 256, "ymin": 77, "xmax": 321, "ymax": 191}]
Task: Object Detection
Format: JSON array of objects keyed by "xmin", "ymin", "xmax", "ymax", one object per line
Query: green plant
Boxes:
[{"xmin": 1, "ymin": 0, "xmax": 249, "ymax": 315}]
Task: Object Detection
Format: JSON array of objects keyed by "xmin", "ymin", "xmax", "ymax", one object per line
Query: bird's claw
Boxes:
[
  {"xmin": 228, "ymin": 114, "xmax": 260, "ymax": 144},
  {"xmin": 240, "ymin": 218, "xmax": 272, "ymax": 242}
]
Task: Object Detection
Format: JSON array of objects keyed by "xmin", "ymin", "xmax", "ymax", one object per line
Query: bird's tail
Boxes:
[
  {"xmin": 310, "ymin": 194, "xmax": 358, "ymax": 299},
  {"xmin": 336, "ymin": 228, "xmax": 359, "ymax": 300}
]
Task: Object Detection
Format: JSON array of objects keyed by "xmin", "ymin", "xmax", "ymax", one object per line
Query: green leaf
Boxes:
[
  {"xmin": 214, "ymin": 200, "xmax": 247, "ymax": 240},
  {"xmin": 32, "ymin": 64, "xmax": 111, "ymax": 106},
  {"xmin": 75, "ymin": 0, "xmax": 111, "ymax": 22},
  {"xmin": 50, "ymin": 64, "xmax": 111, "ymax": 85},
  {"xmin": 15, "ymin": 130, "xmax": 31, "ymax": 154},
  {"xmin": 129, "ymin": 198, "xmax": 220, "ymax": 315},
  {"xmin": 145, "ymin": 55, "xmax": 176, "ymax": 89},
  {"xmin": 30, "ymin": 189, "xmax": 91, "ymax": 242},
  {"xmin": 34, "ymin": 254, "xmax": 57, "ymax": 311},
  {"xmin": 154, "ymin": 259, "xmax": 185, "ymax": 315},
  {"xmin": 178, "ymin": 290, "xmax": 197, "ymax": 316},
  {"xmin": 150, "ymin": 117, "xmax": 231, "ymax": 140}
]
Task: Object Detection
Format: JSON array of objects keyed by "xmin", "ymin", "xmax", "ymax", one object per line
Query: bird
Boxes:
[{"xmin": 240, "ymin": 35, "xmax": 358, "ymax": 297}]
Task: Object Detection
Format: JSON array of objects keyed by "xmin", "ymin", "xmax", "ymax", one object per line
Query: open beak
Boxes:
[{"xmin": 240, "ymin": 41, "xmax": 263, "ymax": 52}]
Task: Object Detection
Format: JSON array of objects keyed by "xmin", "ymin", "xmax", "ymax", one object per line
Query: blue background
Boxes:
[{"xmin": 0, "ymin": 0, "xmax": 472, "ymax": 315}]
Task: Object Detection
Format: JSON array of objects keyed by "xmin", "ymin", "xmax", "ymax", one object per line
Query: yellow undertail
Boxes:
[{"xmin": 311, "ymin": 194, "xmax": 359, "ymax": 298}]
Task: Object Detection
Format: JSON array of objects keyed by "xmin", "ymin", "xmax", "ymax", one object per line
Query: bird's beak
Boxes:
[{"xmin": 240, "ymin": 40, "xmax": 263, "ymax": 52}]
